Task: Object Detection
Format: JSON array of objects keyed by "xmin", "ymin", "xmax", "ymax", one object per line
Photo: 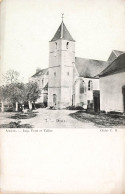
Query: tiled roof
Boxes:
[
  {"xmin": 99, "ymin": 53, "xmax": 125, "ymax": 77},
  {"xmin": 75, "ymin": 57, "xmax": 108, "ymax": 78},
  {"xmin": 51, "ymin": 21, "xmax": 75, "ymax": 42},
  {"xmin": 108, "ymin": 50, "xmax": 125, "ymax": 63},
  {"xmin": 32, "ymin": 68, "xmax": 48, "ymax": 77}
]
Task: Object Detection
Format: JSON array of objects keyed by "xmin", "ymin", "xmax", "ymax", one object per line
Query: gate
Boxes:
[{"xmin": 93, "ymin": 90, "xmax": 100, "ymax": 113}]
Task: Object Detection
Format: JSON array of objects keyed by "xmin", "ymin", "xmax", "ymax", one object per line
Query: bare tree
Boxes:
[{"xmin": 3, "ymin": 69, "xmax": 20, "ymax": 84}]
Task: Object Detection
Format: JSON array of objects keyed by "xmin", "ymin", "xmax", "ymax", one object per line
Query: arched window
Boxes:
[
  {"xmin": 54, "ymin": 72, "xmax": 56, "ymax": 77},
  {"xmin": 66, "ymin": 42, "xmax": 69, "ymax": 49},
  {"xmin": 80, "ymin": 80, "xmax": 85, "ymax": 93},
  {"xmin": 88, "ymin": 80, "xmax": 93, "ymax": 90}
]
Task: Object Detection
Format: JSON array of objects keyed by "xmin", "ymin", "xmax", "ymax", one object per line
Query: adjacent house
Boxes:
[
  {"xmin": 99, "ymin": 53, "xmax": 125, "ymax": 113},
  {"xmin": 29, "ymin": 68, "xmax": 48, "ymax": 106}
]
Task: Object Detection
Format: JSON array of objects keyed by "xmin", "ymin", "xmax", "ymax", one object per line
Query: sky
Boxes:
[{"xmin": 0, "ymin": 0, "xmax": 125, "ymax": 83}]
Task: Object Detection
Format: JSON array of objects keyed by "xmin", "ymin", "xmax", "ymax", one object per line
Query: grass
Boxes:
[
  {"xmin": 69, "ymin": 111, "xmax": 125, "ymax": 127},
  {"xmin": 0, "ymin": 111, "xmax": 37, "ymax": 128},
  {"xmin": 0, "ymin": 121, "xmax": 32, "ymax": 128},
  {"xmin": 8, "ymin": 112, "xmax": 37, "ymax": 119}
]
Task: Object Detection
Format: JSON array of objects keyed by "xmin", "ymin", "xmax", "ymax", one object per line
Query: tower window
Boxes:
[
  {"xmin": 55, "ymin": 42, "xmax": 57, "ymax": 49},
  {"xmin": 54, "ymin": 72, "xmax": 56, "ymax": 77},
  {"xmin": 67, "ymin": 72, "xmax": 69, "ymax": 76},
  {"xmin": 88, "ymin": 80, "xmax": 93, "ymax": 90},
  {"xmin": 66, "ymin": 42, "xmax": 69, "ymax": 49}
]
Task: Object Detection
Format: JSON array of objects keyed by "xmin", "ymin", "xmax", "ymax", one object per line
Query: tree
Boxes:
[
  {"xmin": 0, "ymin": 70, "xmax": 41, "ymax": 112},
  {"xmin": 0, "ymin": 83, "xmax": 25, "ymax": 112},
  {"xmin": 25, "ymin": 82, "xmax": 41, "ymax": 109},
  {"xmin": 8, "ymin": 83, "xmax": 25, "ymax": 111},
  {"xmin": 0, "ymin": 70, "xmax": 25, "ymax": 112},
  {"xmin": 2, "ymin": 69, "xmax": 20, "ymax": 85}
]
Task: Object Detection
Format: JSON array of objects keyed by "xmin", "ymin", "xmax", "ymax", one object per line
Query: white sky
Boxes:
[{"xmin": 0, "ymin": 0, "xmax": 125, "ymax": 82}]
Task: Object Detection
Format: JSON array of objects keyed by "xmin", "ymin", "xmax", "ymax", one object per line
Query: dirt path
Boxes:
[{"xmin": 0, "ymin": 108, "xmax": 97, "ymax": 128}]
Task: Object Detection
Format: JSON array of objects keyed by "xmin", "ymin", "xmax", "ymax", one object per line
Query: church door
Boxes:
[
  {"xmin": 122, "ymin": 86, "xmax": 125, "ymax": 112},
  {"xmin": 53, "ymin": 94, "xmax": 57, "ymax": 106}
]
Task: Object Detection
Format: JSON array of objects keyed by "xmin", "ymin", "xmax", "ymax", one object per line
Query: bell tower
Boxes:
[{"xmin": 48, "ymin": 15, "xmax": 75, "ymax": 108}]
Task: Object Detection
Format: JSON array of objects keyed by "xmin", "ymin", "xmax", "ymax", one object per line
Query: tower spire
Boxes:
[
  {"xmin": 61, "ymin": 13, "xmax": 64, "ymax": 38},
  {"xmin": 51, "ymin": 14, "xmax": 75, "ymax": 41}
]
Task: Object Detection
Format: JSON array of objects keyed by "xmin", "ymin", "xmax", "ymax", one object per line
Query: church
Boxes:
[{"xmin": 29, "ymin": 18, "xmax": 124, "ymax": 112}]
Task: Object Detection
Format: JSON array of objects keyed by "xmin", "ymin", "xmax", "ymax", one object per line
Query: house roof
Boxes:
[
  {"xmin": 51, "ymin": 21, "xmax": 75, "ymax": 42},
  {"xmin": 75, "ymin": 57, "xmax": 108, "ymax": 78},
  {"xmin": 108, "ymin": 50, "xmax": 125, "ymax": 63},
  {"xmin": 99, "ymin": 53, "xmax": 125, "ymax": 77},
  {"xmin": 32, "ymin": 68, "xmax": 48, "ymax": 77}
]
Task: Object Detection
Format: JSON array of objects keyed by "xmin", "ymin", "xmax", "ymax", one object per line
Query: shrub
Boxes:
[
  {"xmin": 66, "ymin": 106, "xmax": 84, "ymax": 110},
  {"xmin": 35, "ymin": 103, "xmax": 45, "ymax": 109},
  {"xmin": 108, "ymin": 111, "xmax": 122, "ymax": 115}
]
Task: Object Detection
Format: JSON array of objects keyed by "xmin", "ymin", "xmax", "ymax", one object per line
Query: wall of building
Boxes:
[
  {"xmin": 100, "ymin": 72, "xmax": 125, "ymax": 112},
  {"xmin": 29, "ymin": 73, "xmax": 48, "ymax": 104}
]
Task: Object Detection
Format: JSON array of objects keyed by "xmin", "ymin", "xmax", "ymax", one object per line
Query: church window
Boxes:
[
  {"xmin": 67, "ymin": 72, "xmax": 69, "ymax": 76},
  {"xmin": 54, "ymin": 72, "xmax": 56, "ymax": 77},
  {"xmin": 88, "ymin": 80, "xmax": 93, "ymax": 90},
  {"xmin": 80, "ymin": 80, "xmax": 85, "ymax": 93},
  {"xmin": 66, "ymin": 42, "xmax": 69, "ymax": 49}
]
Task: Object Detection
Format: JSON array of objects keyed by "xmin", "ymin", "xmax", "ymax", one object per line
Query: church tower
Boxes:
[{"xmin": 48, "ymin": 16, "xmax": 75, "ymax": 108}]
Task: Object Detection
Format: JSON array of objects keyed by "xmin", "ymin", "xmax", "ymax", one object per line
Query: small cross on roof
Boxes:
[{"xmin": 61, "ymin": 13, "xmax": 64, "ymax": 21}]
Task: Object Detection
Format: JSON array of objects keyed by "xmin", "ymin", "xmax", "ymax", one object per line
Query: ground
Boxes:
[
  {"xmin": 0, "ymin": 108, "xmax": 124, "ymax": 128},
  {"xmin": 0, "ymin": 108, "xmax": 96, "ymax": 128}
]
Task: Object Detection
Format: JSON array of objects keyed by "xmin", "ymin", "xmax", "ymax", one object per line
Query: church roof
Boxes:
[
  {"xmin": 75, "ymin": 57, "xmax": 108, "ymax": 78},
  {"xmin": 32, "ymin": 68, "xmax": 48, "ymax": 77},
  {"xmin": 51, "ymin": 21, "xmax": 75, "ymax": 42},
  {"xmin": 108, "ymin": 50, "xmax": 125, "ymax": 63},
  {"xmin": 99, "ymin": 53, "xmax": 125, "ymax": 77}
]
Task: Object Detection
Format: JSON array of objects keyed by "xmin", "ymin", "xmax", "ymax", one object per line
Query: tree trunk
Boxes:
[
  {"xmin": 22, "ymin": 104, "xmax": 24, "ymax": 112},
  {"xmin": 28, "ymin": 101, "xmax": 32, "ymax": 110},
  {"xmin": 1, "ymin": 101, "xmax": 4, "ymax": 112},
  {"xmin": 15, "ymin": 102, "xmax": 18, "ymax": 112}
]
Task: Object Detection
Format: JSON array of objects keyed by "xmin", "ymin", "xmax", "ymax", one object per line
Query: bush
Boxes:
[
  {"xmin": 100, "ymin": 110, "xmax": 106, "ymax": 113},
  {"xmin": 0, "ymin": 121, "xmax": 32, "ymax": 128},
  {"xmin": 66, "ymin": 106, "xmax": 76, "ymax": 110},
  {"xmin": 75, "ymin": 106, "xmax": 84, "ymax": 110},
  {"xmin": 66, "ymin": 106, "xmax": 84, "ymax": 110},
  {"xmin": 9, "ymin": 112, "xmax": 37, "ymax": 119},
  {"xmin": 49, "ymin": 106, "xmax": 57, "ymax": 110},
  {"xmin": 35, "ymin": 103, "xmax": 45, "ymax": 109},
  {"xmin": 107, "ymin": 111, "xmax": 122, "ymax": 115}
]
